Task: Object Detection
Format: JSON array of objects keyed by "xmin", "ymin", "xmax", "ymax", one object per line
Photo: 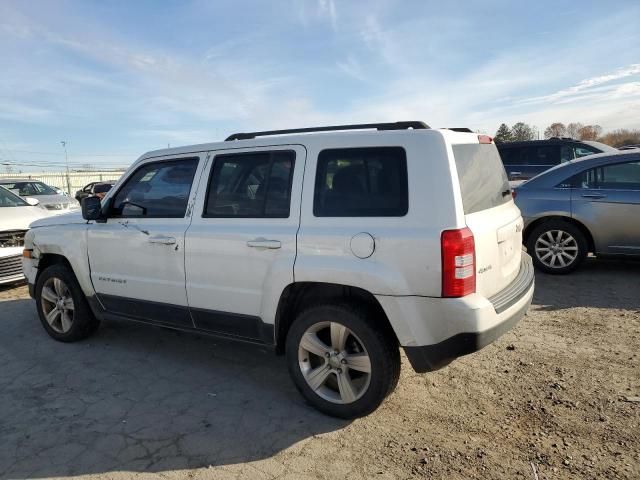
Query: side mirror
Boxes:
[
  {"xmin": 81, "ymin": 196, "xmax": 103, "ymax": 221},
  {"xmin": 25, "ymin": 197, "xmax": 40, "ymax": 206}
]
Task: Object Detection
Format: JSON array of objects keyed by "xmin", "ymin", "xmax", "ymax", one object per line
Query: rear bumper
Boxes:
[
  {"xmin": 377, "ymin": 254, "xmax": 535, "ymax": 373},
  {"xmin": 403, "ymin": 291, "xmax": 531, "ymax": 372}
]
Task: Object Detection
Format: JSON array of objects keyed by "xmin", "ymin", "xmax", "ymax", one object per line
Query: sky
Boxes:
[{"xmin": 1, "ymin": 0, "xmax": 639, "ymax": 171}]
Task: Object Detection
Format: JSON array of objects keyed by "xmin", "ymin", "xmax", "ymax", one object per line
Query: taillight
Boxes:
[
  {"xmin": 441, "ymin": 227, "xmax": 476, "ymax": 297},
  {"xmin": 477, "ymin": 134, "xmax": 493, "ymax": 144},
  {"xmin": 511, "ymin": 189, "xmax": 517, "ymax": 200}
]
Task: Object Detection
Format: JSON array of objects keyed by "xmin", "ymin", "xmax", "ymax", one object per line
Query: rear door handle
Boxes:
[
  {"xmin": 148, "ymin": 235, "xmax": 176, "ymax": 245},
  {"xmin": 247, "ymin": 238, "xmax": 282, "ymax": 249},
  {"xmin": 510, "ymin": 171, "xmax": 522, "ymax": 176},
  {"xmin": 581, "ymin": 193, "xmax": 606, "ymax": 199}
]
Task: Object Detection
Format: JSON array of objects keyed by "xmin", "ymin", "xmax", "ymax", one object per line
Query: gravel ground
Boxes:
[{"xmin": 1, "ymin": 258, "xmax": 639, "ymax": 480}]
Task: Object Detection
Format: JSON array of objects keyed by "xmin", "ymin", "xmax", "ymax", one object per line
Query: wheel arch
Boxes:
[
  {"xmin": 523, "ymin": 215, "xmax": 595, "ymax": 253},
  {"xmin": 274, "ymin": 282, "xmax": 397, "ymax": 354},
  {"xmin": 36, "ymin": 254, "xmax": 74, "ymax": 283}
]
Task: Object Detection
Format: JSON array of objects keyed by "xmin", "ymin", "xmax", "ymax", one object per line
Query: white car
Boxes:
[
  {"xmin": 0, "ymin": 179, "xmax": 79, "ymax": 213},
  {"xmin": 0, "ymin": 187, "xmax": 50, "ymax": 285},
  {"xmin": 22, "ymin": 122, "xmax": 534, "ymax": 418}
]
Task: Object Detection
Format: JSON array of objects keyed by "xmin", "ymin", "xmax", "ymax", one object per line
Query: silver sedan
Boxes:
[{"xmin": 514, "ymin": 151, "xmax": 640, "ymax": 274}]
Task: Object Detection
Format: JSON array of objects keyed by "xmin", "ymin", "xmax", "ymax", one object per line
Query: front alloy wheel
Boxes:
[
  {"xmin": 35, "ymin": 264, "xmax": 100, "ymax": 342},
  {"xmin": 40, "ymin": 277, "xmax": 75, "ymax": 333}
]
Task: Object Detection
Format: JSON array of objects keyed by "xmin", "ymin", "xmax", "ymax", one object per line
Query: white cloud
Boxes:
[{"xmin": 317, "ymin": 0, "xmax": 337, "ymax": 31}]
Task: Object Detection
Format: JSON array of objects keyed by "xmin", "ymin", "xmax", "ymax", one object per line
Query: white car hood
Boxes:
[
  {"xmin": 28, "ymin": 194, "xmax": 76, "ymax": 206},
  {"xmin": 29, "ymin": 210, "xmax": 86, "ymax": 228},
  {"xmin": 0, "ymin": 206, "xmax": 51, "ymax": 231}
]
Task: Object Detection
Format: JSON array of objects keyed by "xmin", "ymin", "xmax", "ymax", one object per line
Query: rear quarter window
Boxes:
[
  {"xmin": 313, "ymin": 147, "xmax": 408, "ymax": 217},
  {"xmin": 453, "ymin": 144, "xmax": 511, "ymax": 214}
]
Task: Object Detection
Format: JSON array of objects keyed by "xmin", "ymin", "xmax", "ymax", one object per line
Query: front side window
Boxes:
[
  {"xmin": 560, "ymin": 146, "xmax": 574, "ymax": 163},
  {"xmin": 204, "ymin": 151, "xmax": 295, "ymax": 218},
  {"xmin": 314, "ymin": 147, "xmax": 408, "ymax": 217},
  {"xmin": 111, "ymin": 158, "xmax": 198, "ymax": 218},
  {"xmin": 574, "ymin": 146, "xmax": 598, "ymax": 158}
]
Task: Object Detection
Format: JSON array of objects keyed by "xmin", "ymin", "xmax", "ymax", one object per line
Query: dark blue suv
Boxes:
[{"xmin": 497, "ymin": 138, "xmax": 616, "ymax": 181}]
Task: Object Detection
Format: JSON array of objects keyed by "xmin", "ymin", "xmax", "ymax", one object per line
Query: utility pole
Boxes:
[{"xmin": 61, "ymin": 141, "xmax": 71, "ymax": 195}]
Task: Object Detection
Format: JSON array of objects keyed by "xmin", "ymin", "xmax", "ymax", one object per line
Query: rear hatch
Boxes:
[{"xmin": 452, "ymin": 142, "xmax": 523, "ymax": 298}]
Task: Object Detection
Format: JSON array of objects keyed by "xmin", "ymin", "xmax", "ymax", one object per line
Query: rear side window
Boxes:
[
  {"xmin": 313, "ymin": 147, "xmax": 408, "ymax": 217},
  {"xmin": 498, "ymin": 147, "xmax": 523, "ymax": 165},
  {"xmin": 453, "ymin": 144, "xmax": 511, "ymax": 214},
  {"xmin": 522, "ymin": 145, "xmax": 560, "ymax": 166},
  {"xmin": 204, "ymin": 150, "xmax": 295, "ymax": 218}
]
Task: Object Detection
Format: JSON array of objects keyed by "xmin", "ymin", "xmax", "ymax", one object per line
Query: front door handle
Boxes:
[
  {"xmin": 581, "ymin": 193, "xmax": 606, "ymax": 199},
  {"xmin": 247, "ymin": 238, "xmax": 282, "ymax": 249},
  {"xmin": 148, "ymin": 235, "xmax": 176, "ymax": 245},
  {"xmin": 510, "ymin": 171, "xmax": 522, "ymax": 176}
]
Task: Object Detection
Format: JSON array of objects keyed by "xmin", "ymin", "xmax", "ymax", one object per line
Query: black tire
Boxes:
[
  {"xmin": 526, "ymin": 220, "xmax": 588, "ymax": 274},
  {"xmin": 286, "ymin": 303, "xmax": 400, "ymax": 419},
  {"xmin": 35, "ymin": 264, "xmax": 100, "ymax": 342}
]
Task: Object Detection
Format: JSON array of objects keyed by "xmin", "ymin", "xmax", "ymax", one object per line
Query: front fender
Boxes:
[{"xmin": 30, "ymin": 225, "xmax": 94, "ymax": 297}]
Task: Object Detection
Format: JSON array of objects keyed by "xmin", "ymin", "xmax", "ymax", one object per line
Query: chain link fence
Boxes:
[{"xmin": 0, "ymin": 171, "xmax": 126, "ymax": 196}]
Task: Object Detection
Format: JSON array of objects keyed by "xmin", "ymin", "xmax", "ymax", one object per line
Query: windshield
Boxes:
[
  {"xmin": 582, "ymin": 141, "xmax": 617, "ymax": 152},
  {"xmin": 0, "ymin": 181, "xmax": 58, "ymax": 196},
  {"xmin": 0, "ymin": 186, "xmax": 29, "ymax": 207}
]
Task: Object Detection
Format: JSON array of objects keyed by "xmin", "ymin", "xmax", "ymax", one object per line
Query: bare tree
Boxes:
[
  {"xmin": 578, "ymin": 125, "xmax": 603, "ymax": 141},
  {"xmin": 598, "ymin": 128, "xmax": 640, "ymax": 147},
  {"xmin": 544, "ymin": 122, "xmax": 566, "ymax": 138},
  {"xmin": 566, "ymin": 122, "xmax": 583, "ymax": 139}
]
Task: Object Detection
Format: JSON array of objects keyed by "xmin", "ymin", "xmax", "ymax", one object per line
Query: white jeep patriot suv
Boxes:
[{"xmin": 23, "ymin": 122, "xmax": 534, "ymax": 418}]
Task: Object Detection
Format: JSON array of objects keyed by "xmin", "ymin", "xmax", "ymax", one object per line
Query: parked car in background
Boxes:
[
  {"xmin": 75, "ymin": 181, "xmax": 115, "ymax": 202},
  {"xmin": 514, "ymin": 151, "xmax": 640, "ymax": 274},
  {"xmin": 0, "ymin": 179, "xmax": 78, "ymax": 213},
  {"xmin": 0, "ymin": 186, "xmax": 50, "ymax": 285},
  {"xmin": 497, "ymin": 138, "xmax": 616, "ymax": 182},
  {"xmin": 22, "ymin": 121, "xmax": 533, "ymax": 418}
]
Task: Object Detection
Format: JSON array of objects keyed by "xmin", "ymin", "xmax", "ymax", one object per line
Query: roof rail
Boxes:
[
  {"xmin": 225, "ymin": 121, "xmax": 430, "ymax": 141},
  {"xmin": 444, "ymin": 127, "xmax": 473, "ymax": 133}
]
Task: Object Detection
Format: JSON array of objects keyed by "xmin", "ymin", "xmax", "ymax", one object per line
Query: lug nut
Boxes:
[
  {"xmin": 337, "ymin": 368, "xmax": 342, "ymax": 374},
  {"xmin": 340, "ymin": 359, "xmax": 347, "ymax": 365},
  {"xmin": 325, "ymin": 352, "xmax": 331, "ymax": 358}
]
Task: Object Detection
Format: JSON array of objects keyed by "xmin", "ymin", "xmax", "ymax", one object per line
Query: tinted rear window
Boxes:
[
  {"xmin": 453, "ymin": 144, "xmax": 511, "ymax": 214},
  {"xmin": 314, "ymin": 147, "xmax": 408, "ymax": 217}
]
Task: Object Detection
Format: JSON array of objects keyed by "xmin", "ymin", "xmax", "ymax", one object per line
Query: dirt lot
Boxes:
[{"xmin": 1, "ymin": 258, "xmax": 638, "ymax": 480}]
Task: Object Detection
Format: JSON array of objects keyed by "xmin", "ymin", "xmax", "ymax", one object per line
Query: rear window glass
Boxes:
[
  {"xmin": 453, "ymin": 144, "xmax": 511, "ymax": 214},
  {"xmin": 313, "ymin": 147, "xmax": 408, "ymax": 217}
]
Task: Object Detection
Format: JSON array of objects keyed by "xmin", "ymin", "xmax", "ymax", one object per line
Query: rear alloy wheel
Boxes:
[
  {"xmin": 286, "ymin": 303, "xmax": 400, "ymax": 419},
  {"xmin": 298, "ymin": 321, "xmax": 372, "ymax": 405},
  {"xmin": 527, "ymin": 220, "xmax": 587, "ymax": 274}
]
